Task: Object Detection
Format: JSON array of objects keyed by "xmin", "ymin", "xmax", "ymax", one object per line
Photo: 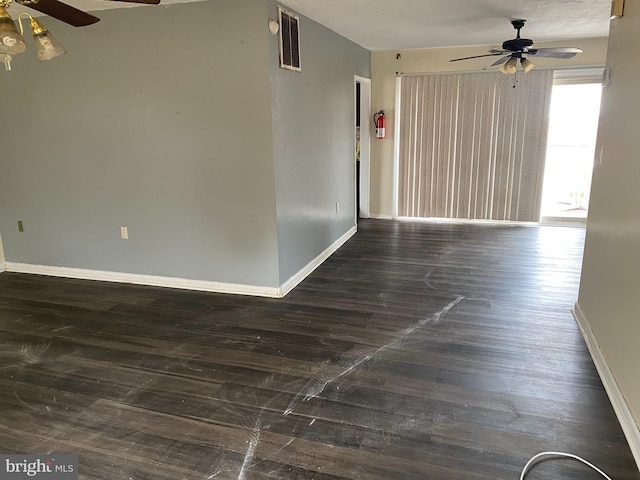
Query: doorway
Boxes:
[
  {"xmin": 355, "ymin": 76, "xmax": 371, "ymax": 221},
  {"xmin": 540, "ymin": 80, "xmax": 603, "ymax": 222}
]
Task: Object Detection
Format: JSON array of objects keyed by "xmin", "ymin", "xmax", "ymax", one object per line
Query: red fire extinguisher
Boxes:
[{"xmin": 374, "ymin": 110, "xmax": 386, "ymax": 139}]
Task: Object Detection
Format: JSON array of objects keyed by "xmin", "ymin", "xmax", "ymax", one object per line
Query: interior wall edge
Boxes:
[
  {"xmin": 279, "ymin": 225, "xmax": 357, "ymax": 297},
  {"xmin": 573, "ymin": 302, "xmax": 640, "ymax": 471}
]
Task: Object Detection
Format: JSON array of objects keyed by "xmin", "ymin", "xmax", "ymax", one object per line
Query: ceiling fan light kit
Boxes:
[
  {"xmin": 1, "ymin": 0, "xmax": 159, "ymax": 71},
  {"xmin": 449, "ymin": 19, "xmax": 583, "ymax": 75},
  {"xmin": 0, "ymin": 2, "xmax": 65, "ymax": 70}
]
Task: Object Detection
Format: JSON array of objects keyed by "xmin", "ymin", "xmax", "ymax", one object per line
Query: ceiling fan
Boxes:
[
  {"xmin": 1, "ymin": 0, "xmax": 158, "ymax": 70},
  {"xmin": 449, "ymin": 20, "xmax": 583, "ymax": 74},
  {"xmin": 1, "ymin": 0, "xmax": 159, "ymax": 27}
]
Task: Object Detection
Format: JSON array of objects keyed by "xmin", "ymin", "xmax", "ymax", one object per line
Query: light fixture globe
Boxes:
[
  {"xmin": 500, "ymin": 57, "xmax": 518, "ymax": 75},
  {"xmin": 0, "ymin": 6, "xmax": 26, "ymax": 55},
  {"xmin": 29, "ymin": 17, "xmax": 66, "ymax": 60},
  {"xmin": 521, "ymin": 57, "xmax": 535, "ymax": 73}
]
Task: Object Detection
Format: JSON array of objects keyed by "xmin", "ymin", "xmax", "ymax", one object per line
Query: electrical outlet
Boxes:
[
  {"xmin": 17, "ymin": 220, "xmax": 24, "ymax": 232},
  {"xmin": 120, "ymin": 226, "xmax": 129, "ymax": 240},
  {"xmin": 336, "ymin": 202, "xmax": 340, "ymax": 213}
]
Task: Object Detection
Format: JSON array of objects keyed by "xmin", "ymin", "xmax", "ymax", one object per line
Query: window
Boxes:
[{"xmin": 540, "ymin": 75, "xmax": 603, "ymax": 221}]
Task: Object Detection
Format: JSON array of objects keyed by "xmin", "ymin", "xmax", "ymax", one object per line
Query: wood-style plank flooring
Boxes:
[{"xmin": 0, "ymin": 220, "xmax": 638, "ymax": 480}]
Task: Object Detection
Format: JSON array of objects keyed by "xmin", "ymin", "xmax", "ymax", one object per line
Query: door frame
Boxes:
[
  {"xmin": 355, "ymin": 75, "xmax": 371, "ymax": 220},
  {"xmin": 0, "ymin": 233, "xmax": 5, "ymax": 271}
]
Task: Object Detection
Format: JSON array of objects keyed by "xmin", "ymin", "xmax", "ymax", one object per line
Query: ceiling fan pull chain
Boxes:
[{"xmin": 2, "ymin": 53, "xmax": 11, "ymax": 71}]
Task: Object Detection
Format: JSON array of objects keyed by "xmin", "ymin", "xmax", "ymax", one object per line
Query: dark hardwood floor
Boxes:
[{"xmin": 0, "ymin": 220, "xmax": 638, "ymax": 480}]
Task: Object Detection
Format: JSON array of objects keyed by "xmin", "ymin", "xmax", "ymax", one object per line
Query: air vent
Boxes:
[{"xmin": 278, "ymin": 6, "xmax": 301, "ymax": 72}]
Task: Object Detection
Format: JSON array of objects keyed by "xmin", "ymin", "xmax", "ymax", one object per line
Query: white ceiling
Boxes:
[
  {"xmin": 279, "ymin": 0, "xmax": 613, "ymax": 51},
  {"xmin": 11, "ymin": 0, "xmax": 612, "ymax": 51}
]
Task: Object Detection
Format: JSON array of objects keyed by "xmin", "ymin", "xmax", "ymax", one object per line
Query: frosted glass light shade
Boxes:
[
  {"xmin": 521, "ymin": 58, "xmax": 535, "ymax": 73},
  {"xmin": 33, "ymin": 30, "xmax": 66, "ymax": 61},
  {"xmin": 0, "ymin": 9, "xmax": 27, "ymax": 56},
  {"xmin": 500, "ymin": 57, "xmax": 518, "ymax": 75},
  {"xmin": 27, "ymin": 17, "xmax": 66, "ymax": 61}
]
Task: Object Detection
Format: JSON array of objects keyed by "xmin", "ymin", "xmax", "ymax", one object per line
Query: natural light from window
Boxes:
[{"xmin": 541, "ymin": 83, "xmax": 602, "ymax": 220}]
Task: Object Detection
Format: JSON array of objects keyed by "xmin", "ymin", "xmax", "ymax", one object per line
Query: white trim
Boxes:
[
  {"xmin": 573, "ymin": 302, "xmax": 640, "ymax": 470},
  {"xmin": 392, "ymin": 76, "xmax": 402, "ymax": 219},
  {"xmin": 279, "ymin": 225, "xmax": 357, "ymax": 296},
  {"xmin": 3, "ymin": 226, "xmax": 357, "ymax": 299},
  {"xmin": 0, "ymin": 234, "xmax": 5, "ymax": 272},
  {"xmin": 396, "ymin": 216, "xmax": 543, "ymax": 227},
  {"xmin": 369, "ymin": 214, "xmax": 394, "ymax": 220},
  {"xmin": 540, "ymin": 216, "xmax": 588, "ymax": 226},
  {"xmin": 5, "ymin": 262, "xmax": 281, "ymax": 298},
  {"xmin": 553, "ymin": 67, "xmax": 605, "ymax": 85},
  {"xmin": 355, "ymin": 75, "xmax": 372, "ymax": 219}
]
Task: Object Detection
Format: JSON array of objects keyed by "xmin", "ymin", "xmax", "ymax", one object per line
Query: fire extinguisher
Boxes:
[{"xmin": 374, "ymin": 110, "xmax": 386, "ymax": 139}]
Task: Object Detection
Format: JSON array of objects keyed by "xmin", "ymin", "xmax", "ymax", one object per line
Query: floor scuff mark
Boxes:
[
  {"xmin": 237, "ymin": 418, "xmax": 261, "ymax": 480},
  {"xmin": 283, "ymin": 296, "xmax": 465, "ymax": 416},
  {"xmin": 207, "ymin": 462, "xmax": 225, "ymax": 479}
]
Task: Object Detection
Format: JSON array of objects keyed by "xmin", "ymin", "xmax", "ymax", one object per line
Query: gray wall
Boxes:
[
  {"xmin": 0, "ymin": 0, "xmax": 371, "ymax": 291},
  {"xmin": 268, "ymin": 1, "xmax": 371, "ymax": 282},
  {"xmin": 0, "ymin": 0, "xmax": 281, "ymax": 287}
]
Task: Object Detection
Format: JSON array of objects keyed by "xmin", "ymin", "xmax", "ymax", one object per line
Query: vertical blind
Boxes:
[{"xmin": 398, "ymin": 70, "xmax": 553, "ymax": 221}]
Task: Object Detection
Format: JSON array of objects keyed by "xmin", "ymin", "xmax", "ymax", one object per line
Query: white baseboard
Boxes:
[
  {"xmin": 573, "ymin": 302, "xmax": 640, "ymax": 470},
  {"xmin": 0, "ymin": 234, "xmax": 5, "ymax": 272},
  {"xmin": 279, "ymin": 225, "xmax": 357, "ymax": 296},
  {"xmin": 369, "ymin": 214, "xmax": 394, "ymax": 220},
  {"xmin": 396, "ymin": 216, "xmax": 542, "ymax": 226},
  {"xmin": 3, "ymin": 226, "xmax": 358, "ymax": 299},
  {"xmin": 6, "ymin": 262, "xmax": 282, "ymax": 298}
]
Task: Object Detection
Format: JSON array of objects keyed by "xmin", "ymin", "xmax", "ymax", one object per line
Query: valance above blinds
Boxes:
[{"xmin": 398, "ymin": 70, "xmax": 553, "ymax": 221}]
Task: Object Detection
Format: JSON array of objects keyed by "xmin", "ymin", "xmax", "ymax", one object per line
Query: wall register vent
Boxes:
[{"xmin": 278, "ymin": 6, "xmax": 301, "ymax": 72}]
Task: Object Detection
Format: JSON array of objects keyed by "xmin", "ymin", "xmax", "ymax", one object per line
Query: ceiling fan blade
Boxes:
[
  {"xmin": 527, "ymin": 47, "xmax": 583, "ymax": 59},
  {"xmin": 449, "ymin": 53, "xmax": 504, "ymax": 63},
  {"xmin": 107, "ymin": 0, "xmax": 160, "ymax": 4},
  {"xmin": 489, "ymin": 49, "xmax": 509, "ymax": 54},
  {"xmin": 490, "ymin": 55, "xmax": 512, "ymax": 66},
  {"xmin": 17, "ymin": 0, "xmax": 99, "ymax": 26}
]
